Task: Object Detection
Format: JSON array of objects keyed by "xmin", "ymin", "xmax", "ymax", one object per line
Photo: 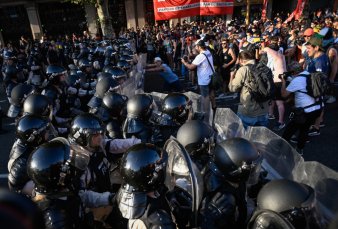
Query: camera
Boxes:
[
  {"xmin": 295, "ymin": 37, "xmax": 305, "ymax": 46},
  {"xmin": 182, "ymin": 55, "xmax": 188, "ymax": 61},
  {"xmin": 278, "ymin": 72, "xmax": 292, "ymax": 80}
]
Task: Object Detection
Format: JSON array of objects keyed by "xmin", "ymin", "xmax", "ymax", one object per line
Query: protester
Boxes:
[
  {"xmin": 182, "ymin": 39, "xmax": 214, "ymax": 122},
  {"xmin": 229, "ymin": 51, "xmax": 270, "ymax": 128}
]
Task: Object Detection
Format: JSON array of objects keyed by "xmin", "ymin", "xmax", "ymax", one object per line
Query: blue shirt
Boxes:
[
  {"xmin": 161, "ymin": 64, "xmax": 179, "ymax": 83},
  {"xmin": 305, "ymin": 53, "xmax": 330, "ymax": 75}
]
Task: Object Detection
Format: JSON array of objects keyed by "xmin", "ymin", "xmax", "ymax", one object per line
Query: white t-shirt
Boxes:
[
  {"xmin": 192, "ymin": 50, "xmax": 214, "ymax": 86},
  {"xmin": 286, "ymin": 71, "xmax": 322, "ymax": 113}
]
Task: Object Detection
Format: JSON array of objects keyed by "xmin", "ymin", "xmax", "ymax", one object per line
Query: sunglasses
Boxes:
[
  {"xmin": 304, "ymin": 36, "xmax": 311, "ymax": 38},
  {"xmin": 222, "ymin": 42, "xmax": 227, "ymax": 45}
]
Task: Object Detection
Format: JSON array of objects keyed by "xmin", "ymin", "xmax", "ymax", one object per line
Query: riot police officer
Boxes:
[
  {"xmin": 27, "ymin": 137, "xmax": 91, "ymax": 229},
  {"xmin": 151, "ymin": 93, "xmax": 192, "ymax": 145},
  {"xmin": 117, "ymin": 143, "xmax": 176, "ymax": 229},
  {"xmin": 7, "ymin": 83, "xmax": 33, "ymax": 118},
  {"xmin": 122, "ymin": 93, "xmax": 157, "ymax": 143},
  {"xmin": 176, "ymin": 120, "xmax": 214, "ymax": 170},
  {"xmin": 87, "ymin": 76, "xmax": 118, "ymax": 115},
  {"xmin": 101, "ymin": 91, "xmax": 128, "ymax": 139},
  {"xmin": 8, "ymin": 114, "xmax": 55, "ymax": 194},
  {"xmin": 200, "ymin": 137, "xmax": 260, "ymax": 229},
  {"xmin": 69, "ymin": 113, "xmax": 140, "ymax": 193},
  {"xmin": 22, "ymin": 94, "xmax": 52, "ymax": 118},
  {"xmin": 249, "ymin": 179, "xmax": 322, "ymax": 229},
  {"xmin": 42, "ymin": 65, "xmax": 70, "ymax": 134}
]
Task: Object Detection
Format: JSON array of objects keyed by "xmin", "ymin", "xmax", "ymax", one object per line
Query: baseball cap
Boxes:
[
  {"xmin": 154, "ymin": 57, "xmax": 162, "ymax": 62},
  {"xmin": 305, "ymin": 36, "xmax": 324, "ymax": 51},
  {"xmin": 303, "ymin": 28, "xmax": 314, "ymax": 37}
]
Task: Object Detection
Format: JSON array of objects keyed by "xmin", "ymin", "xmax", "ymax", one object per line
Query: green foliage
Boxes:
[{"xmin": 62, "ymin": 0, "xmax": 96, "ymax": 5}]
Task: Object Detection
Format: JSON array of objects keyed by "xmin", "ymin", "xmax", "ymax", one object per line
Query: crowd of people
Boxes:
[{"xmin": 0, "ymin": 6, "xmax": 337, "ymax": 229}]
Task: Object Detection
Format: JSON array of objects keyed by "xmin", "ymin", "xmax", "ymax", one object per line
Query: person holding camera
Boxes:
[
  {"xmin": 281, "ymin": 62, "xmax": 323, "ymax": 155},
  {"xmin": 182, "ymin": 39, "xmax": 214, "ymax": 122}
]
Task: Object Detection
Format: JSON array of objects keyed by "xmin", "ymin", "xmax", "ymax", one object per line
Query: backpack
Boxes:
[
  {"xmin": 245, "ymin": 62, "xmax": 275, "ymax": 104},
  {"xmin": 298, "ymin": 72, "xmax": 330, "ymax": 99}
]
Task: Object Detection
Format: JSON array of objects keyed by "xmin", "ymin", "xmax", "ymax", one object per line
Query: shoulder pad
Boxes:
[
  {"xmin": 44, "ymin": 207, "xmax": 71, "ymax": 229},
  {"xmin": 148, "ymin": 209, "xmax": 176, "ymax": 229},
  {"xmin": 8, "ymin": 140, "xmax": 29, "ymax": 171}
]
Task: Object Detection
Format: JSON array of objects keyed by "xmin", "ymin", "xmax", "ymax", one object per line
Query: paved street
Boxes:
[{"xmin": 0, "ymin": 85, "xmax": 337, "ymax": 188}]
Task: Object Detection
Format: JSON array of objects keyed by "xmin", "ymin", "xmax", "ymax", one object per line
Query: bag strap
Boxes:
[{"xmin": 202, "ymin": 53, "xmax": 215, "ymax": 73}]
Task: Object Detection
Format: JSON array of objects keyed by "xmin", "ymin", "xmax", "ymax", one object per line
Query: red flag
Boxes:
[
  {"xmin": 295, "ymin": 0, "xmax": 307, "ymax": 20},
  {"xmin": 153, "ymin": 0, "xmax": 234, "ymax": 21},
  {"xmin": 284, "ymin": 0, "xmax": 307, "ymax": 23},
  {"xmin": 261, "ymin": 0, "xmax": 269, "ymax": 20}
]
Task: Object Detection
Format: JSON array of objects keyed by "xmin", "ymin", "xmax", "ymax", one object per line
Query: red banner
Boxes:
[
  {"xmin": 261, "ymin": 0, "xmax": 268, "ymax": 20},
  {"xmin": 153, "ymin": 0, "xmax": 234, "ymax": 21}
]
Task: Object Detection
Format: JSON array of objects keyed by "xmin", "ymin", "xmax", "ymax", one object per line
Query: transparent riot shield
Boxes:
[
  {"xmin": 246, "ymin": 126, "xmax": 338, "ymax": 225},
  {"xmin": 292, "ymin": 161, "xmax": 338, "ymax": 226},
  {"xmin": 164, "ymin": 138, "xmax": 203, "ymax": 227},
  {"xmin": 245, "ymin": 126, "xmax": 304, "ymax": 180},
  {"xmin": 213, "ymin": 108, "xmax": 245, "ymax": 143},
  {"xmin": 119, "ymin": 73, "xmax": 144, "ymax": 98}
]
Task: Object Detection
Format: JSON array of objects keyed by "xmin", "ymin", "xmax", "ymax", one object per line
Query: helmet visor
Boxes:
[
  {"xmin": 69, "ymin": 143, "xmax": 91, "ymax": 171},
  {"xmin": 87, "ymin": 96, "xmax": 102, "ymax": 109},
  {"xmin": 7, "ymin": 104, "xmax": 21, "ymax": 118}
]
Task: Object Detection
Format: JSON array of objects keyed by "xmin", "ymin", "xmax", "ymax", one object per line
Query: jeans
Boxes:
[
  {"xmin": 282, "ymin": 109, "xmax": 322, "ymax": 149},
  {"xmin": 181, "ymin": 63, "xmax": 188, "ymax": 78},
  {"xmin": 237, "ymin": 113, "xmax": 269, "ymax": 129}
]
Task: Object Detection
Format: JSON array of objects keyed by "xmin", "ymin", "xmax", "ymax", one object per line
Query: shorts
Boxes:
[
  {"xmin": 273, "ymin": 82, "xmax": 285, "ymax": 101},
  {"xmin": 199, "ymin": 85, "xmax": 210, "ymax": 97}
]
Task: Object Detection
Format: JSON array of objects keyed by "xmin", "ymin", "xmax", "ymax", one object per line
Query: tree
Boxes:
[{"xmin": 63, "ymin": 0, "xmax": 113, "ymax": 38}]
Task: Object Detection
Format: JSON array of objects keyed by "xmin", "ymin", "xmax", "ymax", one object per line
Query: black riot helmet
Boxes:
[
  {"xmin": 103, "ymin": 65, "xmax": 127, "ymax": 79},
  {"xmin": 210, "ymin": 137, "xmax": 259, "ymax": 183},
  {"xmin": 162, "ymin": 93, "xmax": 191, "ymax": 125},
  {"xmin": 97, "ymin": 72, "xmax": 112, "ymax": 82},
  {"xmin": 46, "ymin": 65, "xmax": 66, "ymax": 84},
  {"xmin": 102, "ymin": 91, "xmax": 128, "ymax": 118},
  {"xmin": 7, "ymin": 84, "xmax": 33, "ymax": 118},
  {"xmin": 16, "ymin": 114, "xmax": 51, "ymax": 145},
  {"xmin": 69, "ymin": 113, "xmax": 104, "ymax": 149},
  {"xmin": 106, "ymin": 121, "xmax": 122, "ymax": 139},
  {"xmin": 120, "ymin": 143, "xmax": 166, "ymax": 192},
  {"xmin": 126, "ymin": 94, "xmax": 154, "ymax": 120},
  {"xmin": 78, "ymin": 58, "xmax": 91, "ymax": 70},
  {"xmin": 95, "ymin": 77, "xmax": 118, "ymax": 99},
  {"xmin": 257, "ymin": 179, "xmax": 317, "ymax": 229},
  {"xmin": 117, "ymin": 60, "xmax": 131, "ymax": 71},
  {"xmin": 23, "ymin": 94, "xmax": 51, "ymax": 118},
  {"xmin": 176, "ymin": 120, "xmax": 214, "ymax": 156},
  {"xmin": 27, "ymin": 137, "xmax": 91, "ymax": 194}
]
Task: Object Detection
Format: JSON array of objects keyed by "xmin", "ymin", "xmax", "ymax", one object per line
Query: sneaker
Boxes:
[
  {"xmin": 325, "ymin": 96, "xmax": 336, "ymax": 104},
  {"xmin": 308, "ymin": 127, "xmax": 320, "ymax": 136},
  {"xmin": 274, "ymin": 122, "xmax": 285, "ymax": 131},
  {"xmin": 290, "ymin": 137, "xmax": 310, "ymax": 144},
  {"xmin": 319, "ymin": 122, "xmax": 325, "ymax": 128},
  {"xmin": 268, "ymin": 114, "xmax": 276, "ymax": 120}
]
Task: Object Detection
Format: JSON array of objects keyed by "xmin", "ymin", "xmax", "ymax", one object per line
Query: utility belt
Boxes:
[{"xmin": 289, "ymin": 102, "xmax": 322, "ymax": 124}]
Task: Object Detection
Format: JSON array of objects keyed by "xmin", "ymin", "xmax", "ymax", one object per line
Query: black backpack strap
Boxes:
[{"xmin": 202, "ymin": 53, "xmax": 215, "ymax": 73}]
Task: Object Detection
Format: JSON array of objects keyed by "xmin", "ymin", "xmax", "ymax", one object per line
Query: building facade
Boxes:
[{"xmin": 0, "ymin": 0, "xmax": 335, "ymax": 45}]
